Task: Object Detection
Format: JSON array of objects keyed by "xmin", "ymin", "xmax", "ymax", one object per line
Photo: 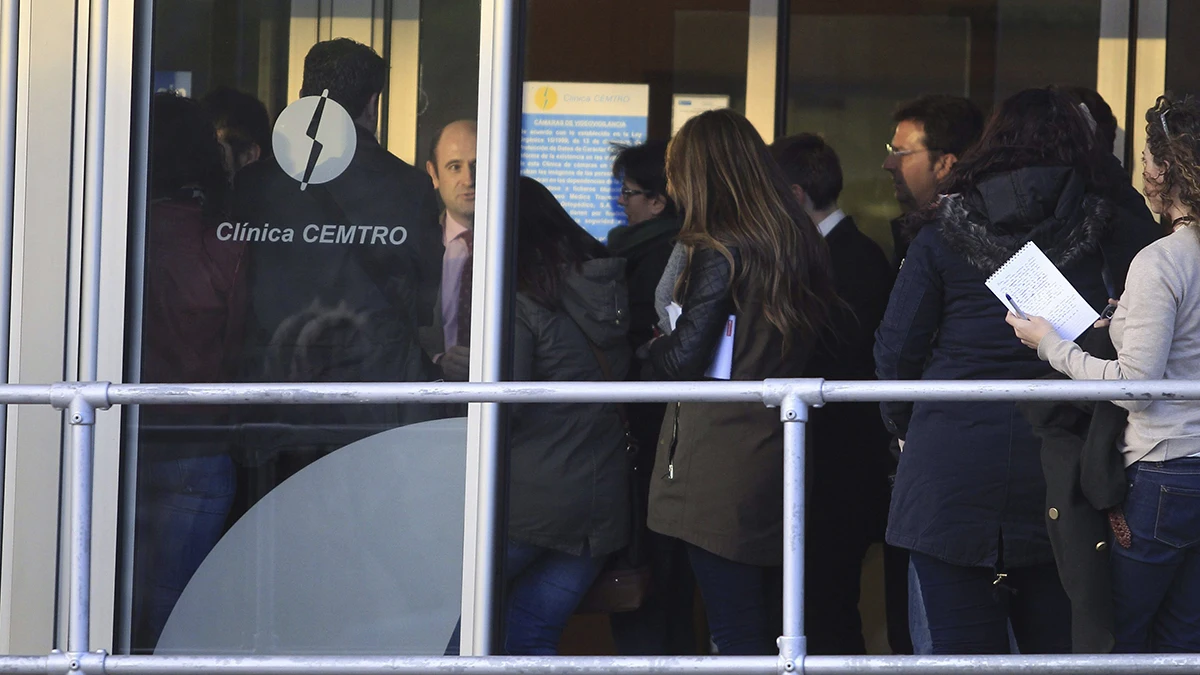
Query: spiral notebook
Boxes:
[{"xmin": 985, "ymin": 241, "xmax": 1099, "ymax": 340}]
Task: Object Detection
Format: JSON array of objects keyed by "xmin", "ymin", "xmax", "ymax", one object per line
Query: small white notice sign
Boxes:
[{"xmin": 671, "ymin": 95, "xmax": 730, "ymax": 135}]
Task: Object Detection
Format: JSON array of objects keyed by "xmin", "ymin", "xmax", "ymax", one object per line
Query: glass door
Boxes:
[
  {"xmin": 120, "ymin": 0, "xmax": 483, "ymax": 656},
  {"xmin": 785, "ymin": 0, "xmax": 1109, "ymax": 254}
]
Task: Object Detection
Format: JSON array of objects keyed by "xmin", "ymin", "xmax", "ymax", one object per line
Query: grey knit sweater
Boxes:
[
  {"xmin": 1039, "ymin": 226, "xmax": 1200, "ymax": 466},
  {"xmin": 655, "ymin": 243, "xmax": 688, "ymax": 335}
]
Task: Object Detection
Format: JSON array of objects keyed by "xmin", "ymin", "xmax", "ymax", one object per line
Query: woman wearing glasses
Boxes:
[
  {"xmin": 874, "ymin": 87, "xmax": 1137, "ymax": 655},
  {"xmin": 645, "ymin": 109, "xmax": 837, "ymax": 655},
  {"xmin": 1010, "ymin": 95, "xmax": 1200, "ymax": 653}
]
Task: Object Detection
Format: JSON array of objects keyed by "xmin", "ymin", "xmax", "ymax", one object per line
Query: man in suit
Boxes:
[
  {"xmin": 772, "ymin": 133, "xmax": 895, "ymax": 655},
  {"xmin": 422, "ymin": 119, "xmax": 477, "ymax": 381}
]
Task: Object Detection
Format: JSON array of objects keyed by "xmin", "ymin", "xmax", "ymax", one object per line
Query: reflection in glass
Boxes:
[
  {"xmin": 156, "ymin": 420, "xmax": 467, "ymax": 655},
  {"xmin": 786, "ymin": 0, "xmax": 1103, "ymax": 256},
  {"xmin": 128, "ymin": 0, "xmax": 481, "ymax": 655},
  {"xmin": 136, "ymin": 92, "xmax": 246, "ymax": 651}
]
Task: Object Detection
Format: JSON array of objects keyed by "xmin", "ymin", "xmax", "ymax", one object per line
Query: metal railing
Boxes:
[{"xmin": 1, "ymin": 378, "xmax": 1200, "ymax": 675}]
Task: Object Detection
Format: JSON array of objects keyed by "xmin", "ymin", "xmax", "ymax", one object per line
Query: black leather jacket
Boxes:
[{"xmin": 650, "ymin": 248, "xmax": 736, "ymax": 379}]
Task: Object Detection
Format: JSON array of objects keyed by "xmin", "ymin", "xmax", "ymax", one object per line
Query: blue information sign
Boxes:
[{"xmin": 520, "ymin": 82, "xmax": 649, "ymax": 241}]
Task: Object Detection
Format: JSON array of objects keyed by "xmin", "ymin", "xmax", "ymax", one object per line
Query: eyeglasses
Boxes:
[
  {"xmin": 620, "ymin": 187, "xmax": 652, "ymax": 199},
  {"xmin": 885, "ymin": 143, "xmax": 932, "ymax": 159}
]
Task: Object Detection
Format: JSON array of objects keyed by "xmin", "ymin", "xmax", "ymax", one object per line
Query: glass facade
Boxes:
[
  {"xmin": 0, "ymin": 0, "xmax": 1182, "ymax": 660},
  {"xmin": 127, "ymin": 0, "xmax": 481, "ymax": 655},
  {"xmin": 786, "ymin": 0, "xmax": 1105, "ymax": 254}
]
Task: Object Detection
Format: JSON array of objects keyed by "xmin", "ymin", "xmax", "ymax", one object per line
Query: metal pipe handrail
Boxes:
[
  {"xmin": 5, "ymin": 378, "xmax": 1200, "ymax": 408},
  {"xmin": 0, "ymin": 652, "xmax": 1198, "ymax": 675},
  {"xmin": 8, "ymin": 376, "xmax": 1200, "ymax": 675}
]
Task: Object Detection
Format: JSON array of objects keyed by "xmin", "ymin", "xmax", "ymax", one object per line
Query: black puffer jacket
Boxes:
[
  {"xmin": 508, "ymin": 258, "xmax": 632, "ymax": 557},
  {"xmin": 875, "ymin": 166, "xmax": 1113, "ymax": 568}
]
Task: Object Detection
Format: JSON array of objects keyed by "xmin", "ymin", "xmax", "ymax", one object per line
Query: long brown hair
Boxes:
[{"xmin": 666, "ymin": 109, "xmax": 834, "ymax": 350}]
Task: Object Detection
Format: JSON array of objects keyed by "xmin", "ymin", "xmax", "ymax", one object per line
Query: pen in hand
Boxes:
[{"xmin": 1005, "ymin": 293, "xmax": 1028, "ymax": 320}]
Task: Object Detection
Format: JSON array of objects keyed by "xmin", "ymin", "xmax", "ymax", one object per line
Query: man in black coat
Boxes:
[
  {"xmin": 227, "ymin": 38, "xmax": 444, "ymax": 500},
  {"xmin": 772, "ymin": 133, "xmax": 895, "ymax": 655}
]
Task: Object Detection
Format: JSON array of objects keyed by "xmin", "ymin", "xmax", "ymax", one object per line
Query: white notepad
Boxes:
[
  {"xmin": 985, "ymin": 241, "xmax": 1099, "ymax": 340},
  {"xmin": 665, "ymin": 302, "xmax": 735, "ymax": 380}
]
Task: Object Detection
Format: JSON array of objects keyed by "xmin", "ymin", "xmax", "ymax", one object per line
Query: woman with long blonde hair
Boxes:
[{"xmin": 646, "ymin": 109, "xmax": 836, "ymax": 655}]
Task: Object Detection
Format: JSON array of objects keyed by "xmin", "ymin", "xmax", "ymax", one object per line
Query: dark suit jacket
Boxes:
[{"xmin": 805, "ymin": 216, "xmax": 895, "ymax": 540}]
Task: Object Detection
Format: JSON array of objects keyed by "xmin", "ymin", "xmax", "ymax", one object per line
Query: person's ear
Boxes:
[
  {"xmin": 934, "ymin": 153, "xmax": 958, "ymax": 181},
  {"xmin": 790, "ymin": 184, "xmax": 807, "ymax": 206},
  {"xmin": 239, "ymin": 143, "xmax": 262, "ymax": 169},
  {"xmin": 359, "ymin": 92, "xmax": 381, "ymax": 129},
  {"xmin": 649, "ymin": 193, "xmax": 667, "ymax": 217},
  {"xmin": 426, "ymin": 160, "xmax": 440, "ymax": 189}
]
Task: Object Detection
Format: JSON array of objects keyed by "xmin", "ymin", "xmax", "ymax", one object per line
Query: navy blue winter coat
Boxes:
[{"xmin": 874, "ymin": 166, "xmax": 1117, "ymax": 568}]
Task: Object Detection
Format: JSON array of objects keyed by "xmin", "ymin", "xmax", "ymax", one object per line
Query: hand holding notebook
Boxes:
[{"xmin": 985, "ymin": 241, "xmax": 1099, "ymax": 340}]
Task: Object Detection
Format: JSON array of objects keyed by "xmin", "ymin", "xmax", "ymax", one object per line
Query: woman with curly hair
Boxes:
[{"xmin": 1010, "ymin": 95, "xmax": 1200, "ymax": 653}]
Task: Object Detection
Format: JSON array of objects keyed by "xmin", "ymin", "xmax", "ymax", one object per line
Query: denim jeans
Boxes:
[
  {"xmin": 909, "ymin": 552, "xmax": 1071, "ymax": 654},
  {"xmin": 447, "ymin": 540, "xmax": 606, "ymax": 655},
  {"xmin": 686, "ymin": 544, "xmax": 782, "ymax": 656},
  {"xmin": 132, "ymin": 454, "xmax": 237, "ymax": 651},
  {"xmin": 1112, "ymin": 458, "xmax": 1200, "ymax": 653}
]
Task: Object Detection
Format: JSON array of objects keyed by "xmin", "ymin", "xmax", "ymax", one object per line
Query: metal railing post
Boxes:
[
  {"xmin": 78, "ymin": 0, "xmax": 110, "ymax": 382},
  {"xmin": 66, "ymin": 394, "xmax": 96, "ymax": 653},
  {"xmin": 50, "ymin": 383, "xmax": 110, "ymax": 657},
  {"xmin": 777, "ymin": 393, "xmax": 808, "ymax": 674}
]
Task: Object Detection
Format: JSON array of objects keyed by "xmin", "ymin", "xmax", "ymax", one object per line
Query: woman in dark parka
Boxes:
[
  {"xmin": 448, "ymin": 178, "xmax": 631, "ymax": 656},
  {"xmin": 874, "ymin": 87, "xmax": 1125, "ymax": 655}
]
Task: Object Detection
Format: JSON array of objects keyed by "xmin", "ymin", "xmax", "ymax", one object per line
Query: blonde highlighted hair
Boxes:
[{"xmin": 666, "ymin": 109, "xmax": 835, "ymax": 351}]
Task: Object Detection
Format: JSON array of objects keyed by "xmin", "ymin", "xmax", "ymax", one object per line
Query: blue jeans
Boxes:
[
  {"xmin": 133, "ymin": 454, "xmax": 236, "ymax": 651},
  {"xmin": 686, "ymin": 544, "xmax": 782, "ymax": 655},
  {"xmin": 447, "ymin": 540, "xmax": 606, "ymax": 655},
  {"xmin": 1112, "ymin": 458, "xmax": 1200, "ymax": 653},
  {"xmin": 910, "ymin": 552, "xmax": 1071, "ymax": 654}
]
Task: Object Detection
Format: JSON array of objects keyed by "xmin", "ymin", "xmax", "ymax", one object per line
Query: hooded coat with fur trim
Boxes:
[{"xmin": 874, "ymin": 166, "xmax": 1113, "ymax": 568}]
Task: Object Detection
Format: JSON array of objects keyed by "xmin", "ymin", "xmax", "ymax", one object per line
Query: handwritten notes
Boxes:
[{"xmin": 985, "ymin": 241, "xmax": 1099, "ymax": 340}]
